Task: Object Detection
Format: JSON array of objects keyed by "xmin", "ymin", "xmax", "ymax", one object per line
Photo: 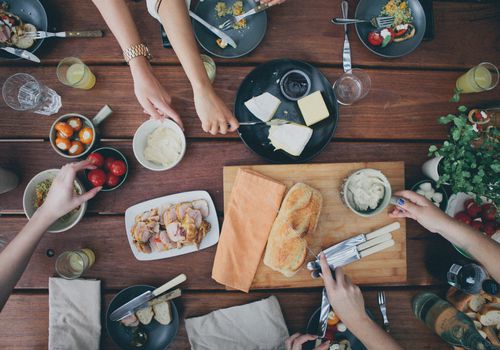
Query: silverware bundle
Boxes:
[{"xmin": 307, "ymin": 222, "xmax": 400, "ymax": 279}]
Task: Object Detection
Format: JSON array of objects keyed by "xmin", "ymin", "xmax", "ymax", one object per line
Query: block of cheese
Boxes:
[
  {"xmin": 268, "ymin": 123, "xmax": 313, "ymax": 157},
  {"xmin": 297, "ymin": 91, "xmax": 329, "ymax": 126},
  {"xmin": 244, "ymin": 92, "xmax": 281, "ymax": 122}
]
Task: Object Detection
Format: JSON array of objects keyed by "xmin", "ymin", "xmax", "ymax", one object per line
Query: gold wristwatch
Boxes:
[{"xmin": 123, "ymin": 43, "xmax": 152, "ymax": 64}]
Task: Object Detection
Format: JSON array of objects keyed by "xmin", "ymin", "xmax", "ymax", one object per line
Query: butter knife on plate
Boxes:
[
  {"xmin": 0, "ymin": 46, "xmax": 40, "ymax": 63},
  {"xmin": 110, "ymin": 274, "xmax": 186, "ymax": 321},
  {"xmin": 189, "ymin": 10, "xmax": 237, "ymax": 48},
  {"xmin": 341, "ymin": 0, "xmax": 352, "ymax": 72}
]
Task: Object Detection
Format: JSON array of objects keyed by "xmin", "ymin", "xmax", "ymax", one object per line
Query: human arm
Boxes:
[
  {"xmin": 157, "ymin": 0, "xmax": 239, "ymax": 134},
  {"xmin": 285, "ymin": 333, "xmax": 330, "ymax": 350},
  {"xmin": 91, "ymin": 0, "xmax": 182, "ymax": 125},
  {"xmin": 389, "ymin": 190, "xmax": 500, "ymax": 281},
  {"xmin": 0, "ymin": 161, "xmax": 100, "ymax": 311},
  {"xmin": 319, "ymin": 254, "xmax": 404, "ymax": 350}
]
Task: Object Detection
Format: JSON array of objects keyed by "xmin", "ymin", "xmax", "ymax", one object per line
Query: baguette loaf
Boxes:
[{"xmin": 263, "ymin": 183, "xmax": 322, "ymax": 277}]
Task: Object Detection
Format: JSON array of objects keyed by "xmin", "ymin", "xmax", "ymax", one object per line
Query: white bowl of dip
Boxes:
[
  {"xmin": 133, "ymin": 119, "xmax": 186, "ymax": 171},
  {"xmin": 342, "ymin": 168, "xmax": 392, "ymax": 217}
]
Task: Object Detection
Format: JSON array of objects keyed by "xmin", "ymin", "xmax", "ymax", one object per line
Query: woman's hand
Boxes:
[
  {"xmin": 193, "ymin": 86, "xmax": 239, "ymax": 135},
  {"xmin": 39, "ymin": 161, "xmax": 101, "ymax": 222},
  {"xmin": 130, "ymin": 58, "xmax": 184, "ymax": 128},
  {"xmin": 319, "ymin": 253, "xmax": 369, "ymax": 328},
  {"xmin": 389, "ymin": 190, "xmax": 452, "ymax": 234},
  {"xmin": 259, "ymin": 0, "xmax": 287, "ymax": 6},
  {"xmin": 285, "ymin": 333, "xmax": 330, "ymax": 350}
]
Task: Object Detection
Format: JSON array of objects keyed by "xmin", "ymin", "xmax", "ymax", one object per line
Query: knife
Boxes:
[
  {"xmin": 110, "ymin": 274, "xmax": 186, "ymax": 321},
  {"xmin": 189, "ymin": 10, "xmax": 237, "ymax": 48},
  {"xmin": 341, "ymin": 0, "xmax": 351, "ymax": 72},
  {"xmin": 307, "ymin": 222, "xmax": 400, "ymax": 272},
  {"xmin": 318, "ymin": 288, "xmax": 331, "ymax": 338},
  {"xmin": 0, "ymin": 46, "xmax": 40, "ymax": 63}
]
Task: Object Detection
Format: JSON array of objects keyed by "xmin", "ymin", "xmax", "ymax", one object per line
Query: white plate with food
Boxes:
[{"xmin": 124, "ymin": 191, "xmax": 219, "ymax": 261}]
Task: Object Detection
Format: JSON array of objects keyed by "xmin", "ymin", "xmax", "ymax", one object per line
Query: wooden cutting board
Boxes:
[{"xmin": 223, "ymin": 162, "xmax": 407, "ymax": 289}]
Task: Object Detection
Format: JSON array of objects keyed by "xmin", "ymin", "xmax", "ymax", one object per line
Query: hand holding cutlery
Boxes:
[{"xmin": 219, "ymin": 3, "xmax": 272, "ymax": 31}]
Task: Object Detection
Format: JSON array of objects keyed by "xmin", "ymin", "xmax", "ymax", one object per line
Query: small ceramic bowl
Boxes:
[
  {"xmin": 342, "ymin": 168, "xmax": 392, "ymax": 217},
  {"xmin": 49, "ymin": 105, "xmax": 112, "ymax": 159},
  {"xmin": 411, "ymin": 179, "xmax": 449, "ymax": 211},
  {"xmin": 23, "ymin": 169, "xmax": 87, "ymax": 233},
  {"xmin": 133, "ymin": 119, "xmax": 186, "ymax": 172},
  {"xmin": 84, "ymin": 147, "xmax": 128, "ymax": 192}
]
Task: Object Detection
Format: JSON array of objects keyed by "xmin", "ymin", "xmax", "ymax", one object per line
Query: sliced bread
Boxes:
[
  {"xmin": 479, "ymin": 304, "xmax": 500, "ymax": 327},
  {"xmin": 153, "ymin": 301, "xmax": 172, "ymax": 325},
  {"xmin": 135, "ymin": 306, "xmax": 154, "ymax": 325}
]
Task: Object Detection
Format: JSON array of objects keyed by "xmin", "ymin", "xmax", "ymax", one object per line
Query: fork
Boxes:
[
  {"xmin": 378, "ymin": 291, "xmax": 390, "ymax": 333},
  {"xmin": 331, "ymin": 16, "xmax": 394, "ymax": 28},
  {"xmin": 22, "ymin": 30, "xmax": 103, "ymax": 40},
  {"xmin": 219, "ymin": 3, "xmax": 271, "ymax": 31}
]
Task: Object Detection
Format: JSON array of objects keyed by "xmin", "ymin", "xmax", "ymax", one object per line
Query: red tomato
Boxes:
[
  {"xmin": 367, "ymin": 31, "xmax": 383, "ymax": 46},
  {"xmin": 455, "ymin": 211, "xmax": 472, "ymax": 226},
  {"xmin": 104, "ymin": 157, "xmax": 116, "ymax": 171},
  {"xmin": 483, "ymin": 221, "xmax": 497, "ymax": 236},
  {"xmin": 87, "ymin": 169, "xmax": 106, "ymax": 187},
  {"xmin": 466, "ymin": 202, "xmax": 482, "ymax": 219},
  {"xmin": 481, "ymin": 203, "xmax": 497, "ymax": 222},
  {"xmin": 110, "ymin": 160, "xmax": 127, "ymax": 176},
  {"xmin": 87, "ymin": 153, "xmax": 105, "ymax": 168},
  {"xmin": 105, "ymin": 173, "xmax": 120, "ymax": 188}
]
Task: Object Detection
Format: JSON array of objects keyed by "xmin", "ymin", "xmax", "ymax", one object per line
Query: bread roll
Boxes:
[{"xmin": 263, "ymin": 183, "xmax": 322, "ymax": 277}]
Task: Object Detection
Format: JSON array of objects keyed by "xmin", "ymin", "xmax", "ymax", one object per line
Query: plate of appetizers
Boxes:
[
  {"xmin": 124, "ymin": 191, "xmax": 220, "ymax": 261},
  {"xmin": 354, "ymin": 0, "xmax": 425, "ymax": 58},
  {"xmin": 235, "ymin": 59, "xmax": 338, "ymax": 163},
  {"xmin": 305, "ymin": 308, "xmax": 374, "ymax": 350},
  {"xmin": 0, "ymin": 0, "xmax": 47, "ymax": 60},
  {"xmin": 192, "ymin": 0, "xmax": 267, "ymax": 58}
]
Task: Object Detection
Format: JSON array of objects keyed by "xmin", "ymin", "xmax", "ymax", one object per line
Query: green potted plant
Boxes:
[{"xmin": 422, "ymin": 105, "xmax": 499, "ymax": 206}]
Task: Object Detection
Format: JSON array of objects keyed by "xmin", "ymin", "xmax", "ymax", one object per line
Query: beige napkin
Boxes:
[
  {"xmin": 212, "ymin": 169, "xmax": 286, "ymax": 292},
  {"xmin": 48, "ymin": 277, "xmax": 101, "ymax": 350},
  {"xmin": 185, "ymin": 296, "xmax": 289, "ymax": 350}
]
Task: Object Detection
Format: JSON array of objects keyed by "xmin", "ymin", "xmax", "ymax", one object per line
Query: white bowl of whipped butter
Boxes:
[
  {"xmin": 133, "ymin": 119, "xmax": 186, "ymax": 171},
  {"xmin": 342, "ymin": 168, "xmax": 392, "ymax": 217}
]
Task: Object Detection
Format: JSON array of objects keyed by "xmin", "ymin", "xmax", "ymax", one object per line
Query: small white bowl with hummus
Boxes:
[
  {"xmin": 133, "ymin": 119, "xmax": 186, "ymax": 171},
  {"xmin": 342, "ymin": 168, "xmax": 392, "ymax": 217}
]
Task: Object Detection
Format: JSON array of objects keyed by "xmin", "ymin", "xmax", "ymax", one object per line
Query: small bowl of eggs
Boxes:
[{"xmin": 49, "ymin": 105, "xmax": 112, "ymax": 159}]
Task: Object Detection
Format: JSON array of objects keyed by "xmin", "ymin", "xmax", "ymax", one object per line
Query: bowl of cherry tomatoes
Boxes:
[
  {"xmin": 49, "ymin": 105, "xmax": 112, "ymax": 159},
  {"xmin": 84, "ymin": 147, "xmax": 128, "ymax": 192}
]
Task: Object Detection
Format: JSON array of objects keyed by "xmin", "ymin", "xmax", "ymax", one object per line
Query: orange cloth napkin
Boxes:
[{"xmin": 212, "ymin": 169, "xmax": 286, "ymax": 292}]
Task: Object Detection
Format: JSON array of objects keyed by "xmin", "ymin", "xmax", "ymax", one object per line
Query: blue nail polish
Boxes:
[{"xmin": 397, "ymin": 198, "xmax": 405, "ymax": 206}]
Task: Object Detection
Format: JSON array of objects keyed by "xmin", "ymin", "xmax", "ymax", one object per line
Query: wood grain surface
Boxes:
[
  {"xmin": 0, "ymin": 140, "xmax": 448, "ymax": 214},
  {"xmin": 0, "ymin": 0, "xmax": 497, "ymax": 348},
  {"xmin": 1, "ymin": 0, "xmax": 496, "ymax": 69},
  {"xmin": 223, "ymin": 162, "xmax": 406, "ymax": 287},
  {"xmin": 0, "ymin": 289, "xmax": 450, "ymax": 349},
  {"xmin": 0, "ymin": 66, "xmax": 499, "ymax": 140}
]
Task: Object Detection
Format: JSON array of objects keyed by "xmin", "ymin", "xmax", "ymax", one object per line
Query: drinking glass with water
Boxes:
[
  {"xmin": 2, "ymin": 73, "xmax": 62, "ymax": 116},
  {"xmin": 333, "ymin": 68, "xmax": 371, "ymax": 106}
]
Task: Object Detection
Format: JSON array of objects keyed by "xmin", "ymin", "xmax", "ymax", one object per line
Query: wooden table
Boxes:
[{"xmin": 0, "ymin": 0, "xmax": 499, "ymax": 348}]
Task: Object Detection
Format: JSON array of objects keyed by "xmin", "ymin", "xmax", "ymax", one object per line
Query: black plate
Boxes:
[
  {"xmin": 354, "ymin": 0, "xmax": 425, "ymax": 58},
  {"xmin": 0, "ymin": 0, "xmax": 47, "ymax": 60},
  {"xmin": 106, "ymin": 285, "xmax": 179, "ymax": 350},
  {"xmin": 192, "ymin": 0, "xmax": 267, "ymax": 58},
  {"xmin": 304, "ymin": 308, "xmax": 374, "ymax": 350},
  {"xmin": 235, "ymin": 59, "xmax": 338, "ymax": 163}
]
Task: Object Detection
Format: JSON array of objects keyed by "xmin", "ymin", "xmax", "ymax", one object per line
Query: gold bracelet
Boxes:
[{"xmin": 123, "ymin": 43, "xmax": 152, "ymax": 64}]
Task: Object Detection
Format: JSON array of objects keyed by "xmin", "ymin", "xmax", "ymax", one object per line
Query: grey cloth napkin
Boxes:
[
  {"xmin": 48, "ymin": 277, "xmax": 101, "ymax": 350},
  {"xmin": 185, "ymin": 296, "xmax": 289, "ymax": 350}
]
